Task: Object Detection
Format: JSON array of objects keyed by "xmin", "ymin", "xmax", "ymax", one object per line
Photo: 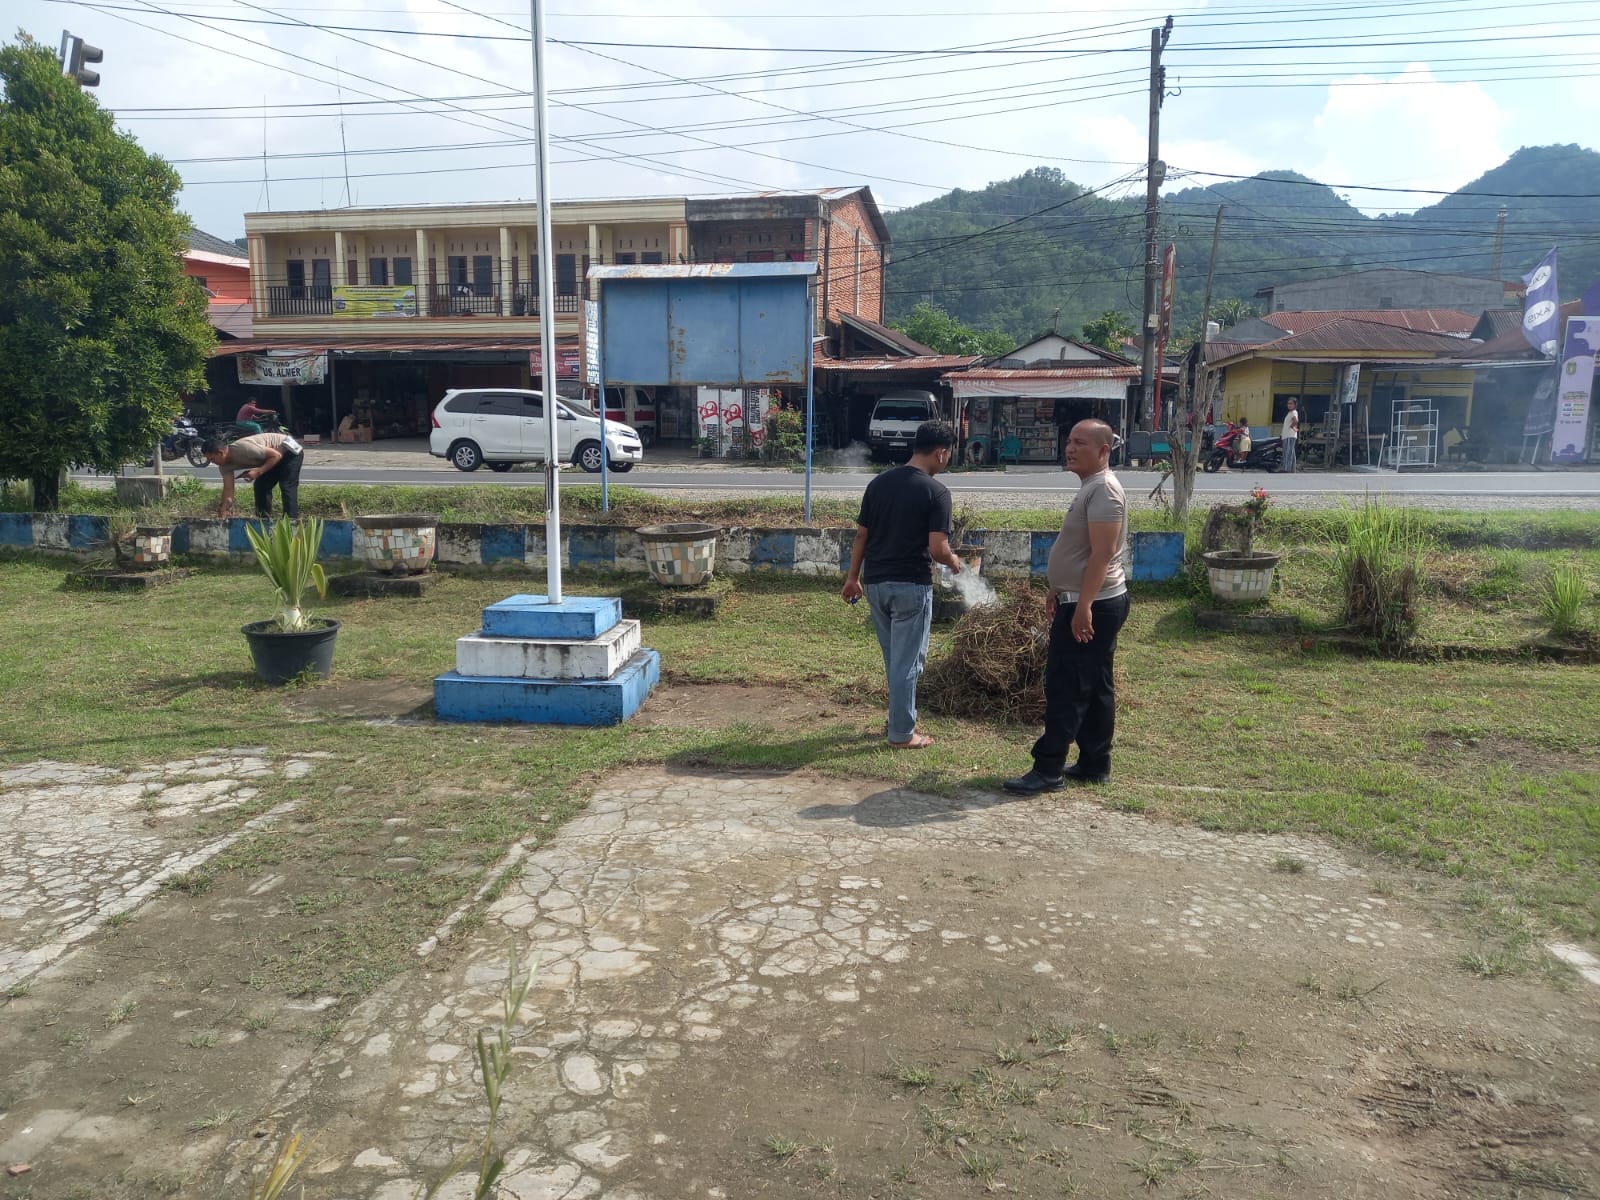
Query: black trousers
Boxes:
[
  {"xmin": 252, "ymin": 451, "xmax": 303, "ymax": 518},
  {"xmin": 1030, "ymin": 592, "xmax": 1130, "ymax": 776}
]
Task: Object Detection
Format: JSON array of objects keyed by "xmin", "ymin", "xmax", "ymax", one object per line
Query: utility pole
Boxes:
[
  {"xmin": 1490, "ymin": 205, "xmax": 1508, "ymax": 279},
  {"xmin": 1138, "ymin": 16, "xmax": 1173, "ymax": 436}
]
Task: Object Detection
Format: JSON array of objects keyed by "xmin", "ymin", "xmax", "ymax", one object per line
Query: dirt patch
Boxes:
[
  {"xmin": 280, "ymin": 678, "xmax": 435, "ymax": 722},
  {"xmin": 635, "ymin": 682, "xmax": 855, "ymax": 730},
  {"xmin": 1422, "ymin": 731, "xmax": 1598, "ymax": 776}
]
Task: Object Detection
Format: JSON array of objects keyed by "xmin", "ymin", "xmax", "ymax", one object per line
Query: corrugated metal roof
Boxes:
[
  {"xmin": 1456, "ymin": 299, "xmax": 1581, "ymax": 360},
  {"xmin": 1210, "ymin": 317, "xmax": 1469, "ymax": 361},
  {"xmin": 815, "ymin": 354, "xmax": 977, "ymax": 371},
  {"xmin": 953, "ymin": 365, "xmax": 1138, "ymax": 381},
  {"xmin": 1262, "ymin": 308, "xmax": 1476, "ymax": 335},
  {"xmin": 838, "ymin": 312, "xmax": 938, "ymax": 356}
]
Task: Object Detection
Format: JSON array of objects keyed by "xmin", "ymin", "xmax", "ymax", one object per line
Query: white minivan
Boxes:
[{"xmin": 429, "ymin": 388, "xmax": 644, "ymax": 473}]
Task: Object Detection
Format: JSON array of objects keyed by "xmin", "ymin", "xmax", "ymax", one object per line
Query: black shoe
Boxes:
[
  {"xmin": 1002, "ymin": 769, "xmax": 1065, "ymax": 794},
  {"xmin": 1064, "ymin": 763, "xmax": 1111, "ymax": 784}
]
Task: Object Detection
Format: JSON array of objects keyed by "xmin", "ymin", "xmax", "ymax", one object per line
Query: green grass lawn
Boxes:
[{"xmin": 1, "ymin": 550, "xmax": 1596, "ymax": 1010}]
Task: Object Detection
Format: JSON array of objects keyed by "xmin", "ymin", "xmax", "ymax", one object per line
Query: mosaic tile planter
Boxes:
[
  {"xmin": 636, "ymin": 522, "xmax": 720, "ymax": 587},
  {"xmin": 1203, "ymin": 550, "xmax": 1281, "ymax": 604},
  {"xmin": 352, "ymin": 514, "xmax": 438, "ymax": 575},
  {"xmin": 128, "ymin": 526, "xmax": 174, "ymax": 569}
]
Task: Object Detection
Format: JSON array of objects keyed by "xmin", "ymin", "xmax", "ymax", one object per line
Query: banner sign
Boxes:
[
  {"xmin": 331, "ymin": 285, "xmax": 417, "ymax": 318},
  {"xmin": 1552, "ymin": 315, "xmax": 1598, "ymax": 463},
  {"xmin": 236, "ymin": 352, "xmax": 327, "ymax": 386},
  {"xmin": 1520, "ymin": 248, "xmax": 1560, "ymax": 357},
  {"xmin": 529, "ymin": 344, "xmax": 582, "ymax": 379},
  {"xmin": 583, "ymin": 301, "xmax": 600, "ymax": 387}
]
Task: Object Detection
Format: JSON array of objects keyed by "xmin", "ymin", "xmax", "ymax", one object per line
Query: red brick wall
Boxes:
[
  {"xmin": 688, "ymin": 219, "xmax": 809, "ymax": 264},
  {"xmin": 821, "ymin": 193, "xmax": 886, "ymax": 329}
]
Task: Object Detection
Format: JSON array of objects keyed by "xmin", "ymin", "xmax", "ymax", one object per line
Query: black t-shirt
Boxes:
[{"xmin": 857, "ymin": 464, "xmax": 952, "ymax": 585}]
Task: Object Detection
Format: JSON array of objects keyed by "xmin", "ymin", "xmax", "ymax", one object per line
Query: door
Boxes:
[
  {"xmin": 508, "ymin": 391, "xmax": 547, "ymax": 458},
  {"xmin": 467, "ymin": 392, "xmax": 526, "ymax": 457},
  {"xmin": 554, "ymin": 400, "xmax": 582, "ymax": 458}
]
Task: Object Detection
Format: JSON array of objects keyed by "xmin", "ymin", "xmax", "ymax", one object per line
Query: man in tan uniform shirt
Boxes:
[{"xmin": 1004, "ymin": 419, "xmax": 1130, "ymax": 793}]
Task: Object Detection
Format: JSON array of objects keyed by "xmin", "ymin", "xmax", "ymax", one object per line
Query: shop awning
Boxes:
[{"xmin": 945, "ymin": 366, "xmax": 1136, "ymax": 400}]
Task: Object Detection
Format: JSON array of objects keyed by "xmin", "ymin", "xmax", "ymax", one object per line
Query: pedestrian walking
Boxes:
[
  {"xmin": 1280, "ymin": 398, "xmax": 1299, "ymax": 473},
  {"xmin": 204, "ymin": 431, "xmax": 305, "ymax": 518},
  {"xmin": 841, "ymin": 421, "xmax": 963, "ymax": 749},
  {"xmin": 1003, "ymin": 419, "xmax": 1130, "ymax": 793}
]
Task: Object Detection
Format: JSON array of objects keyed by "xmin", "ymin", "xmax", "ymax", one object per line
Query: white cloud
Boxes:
[{"xmin": 1308, "ymin": 63, "xmax": 1509, "ymax": 212}]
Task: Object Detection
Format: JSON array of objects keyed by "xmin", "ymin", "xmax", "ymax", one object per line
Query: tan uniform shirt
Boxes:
[{"xmin": 1045, "ymin": 469, "xmax": 1128, "ymax": 600}]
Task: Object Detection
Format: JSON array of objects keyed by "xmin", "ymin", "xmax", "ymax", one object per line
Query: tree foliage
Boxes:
[
  {"xmin": 883, "ymin": 150, "xmax": 1600, "ymax": 344},
  {"xmin": 1080, "ymin": 309, "xmax": 1136, "ymax": 351},
  {"xmin": 891, "ymin": 301, "xmax": 1016, "ymax": 358},
  {"xmin": 0, "ymin": 35, "xmax": 214, "ymax": 509}
]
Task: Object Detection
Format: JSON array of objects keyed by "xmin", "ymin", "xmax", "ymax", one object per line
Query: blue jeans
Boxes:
[
  {"xmin": 1281, "ymin": 437, "xmax": 1297, "ymax": 472},
  {"xmin": 866, "ymin": 581, "xmax": 933, "ymax": 743}
]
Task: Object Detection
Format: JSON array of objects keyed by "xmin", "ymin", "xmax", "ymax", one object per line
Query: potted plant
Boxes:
[
  {"xmin": 241, "ymin": 517, "xmax": 339, "ymax": 684},
  {"xmin": 1201, "ymin": 486, "xmax": 1280, "ymax": 603}
]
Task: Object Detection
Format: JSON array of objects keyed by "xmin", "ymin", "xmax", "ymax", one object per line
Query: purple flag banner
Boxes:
[
  {"xmin": 1521, "ymin": 248, "xmax": 1560, "ymax": 356},
  {"xmin": 1551, "ymin": 316, "xmax": 1597, "ymax": 464},
  {"xmin": 1583, "ymin": 277, "xmax": 1600, "ymax": 319}
]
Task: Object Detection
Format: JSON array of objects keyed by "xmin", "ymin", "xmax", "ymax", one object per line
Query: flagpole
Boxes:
[{"xmin": 531, "ymin": 0, "xmax": 561, "ymax": 603}]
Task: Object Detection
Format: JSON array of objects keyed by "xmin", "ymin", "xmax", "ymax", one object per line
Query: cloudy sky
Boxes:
[{"xmin": 13, "ymin": 0, "xmax": 1599, "ymax": 239}]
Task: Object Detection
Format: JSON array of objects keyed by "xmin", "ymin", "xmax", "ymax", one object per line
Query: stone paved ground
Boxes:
[{"xmin": 3, "ymin": 759, "xmax": 1598, "ymax": 1199}]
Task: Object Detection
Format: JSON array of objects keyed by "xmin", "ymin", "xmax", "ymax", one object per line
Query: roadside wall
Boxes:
[{"xmin": 0, "ymin": 515, "xmax": 1184, "ymax": 581}]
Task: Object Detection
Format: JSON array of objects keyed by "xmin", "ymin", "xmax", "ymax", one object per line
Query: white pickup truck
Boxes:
[{"xmin": 866, "ymin": 390, "xmax": 938, "ymax": 461}]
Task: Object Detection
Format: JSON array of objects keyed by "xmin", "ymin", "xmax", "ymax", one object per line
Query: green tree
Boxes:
[
  {"xmin": 0, "ymin": 35, "xmax": 214, "ymax": 509},
  {"xmin": 892, "ymin": 301, "xmax": 1016, "ymax": 358},
  {"xmin": 1080, "ymin": 309, "xmax": 1136, "ymax": 352}
]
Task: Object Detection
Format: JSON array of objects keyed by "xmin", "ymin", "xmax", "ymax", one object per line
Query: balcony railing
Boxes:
[
  {"xmin": 266, "ymin": 286, "xmax": 333, "ymax": 316},
  {"xmin": 430, "ymin": 285, "xmax": 503, "ymax": 317},
  {"xmin": 261, "ymin": 263, "xmax": 595, "ymax": 319}
]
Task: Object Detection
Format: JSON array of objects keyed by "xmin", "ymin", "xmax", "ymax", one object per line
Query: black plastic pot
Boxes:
[{"xmin": 242, "ymin": 619, "xmax": 340, "ymax": 685}]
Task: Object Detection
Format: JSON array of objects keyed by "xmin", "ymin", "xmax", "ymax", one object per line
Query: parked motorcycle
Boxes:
[
  {"xmin": 158, "ymin": 415, "xmax": 211, "ymax": 467},
  {"xmin": 1203, "ymin": 424, "xmax": 1284, "ymax": 473}
]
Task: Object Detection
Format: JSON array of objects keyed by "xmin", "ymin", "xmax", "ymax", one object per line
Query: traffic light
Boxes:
[{"xmin": 61, "ymin": 33, "xmax": 103, "ymax": 88}]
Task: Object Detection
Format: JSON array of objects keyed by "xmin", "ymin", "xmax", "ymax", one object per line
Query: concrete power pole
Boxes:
[{"xmin": 1138, "ymin": 17, "xmax": 1173, "ymax": 434}]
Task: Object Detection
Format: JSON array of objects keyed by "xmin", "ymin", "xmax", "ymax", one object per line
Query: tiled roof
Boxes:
[
  {"xmin": 1207, "ymin": 317, "xmax": 1472, "ymax": 364},
  {"xmin": 186, "ymin": 227, "xmax": 247, "ymax": 260},
  {"xmin": 1261, "ymin": 309, "xmax": 1476, "ymax": 336}
]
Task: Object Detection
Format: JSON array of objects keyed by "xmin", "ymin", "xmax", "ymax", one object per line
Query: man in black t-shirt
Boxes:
[{"xmin": 841, "ymin": 421, "xmax": 963, "ymax": 749}]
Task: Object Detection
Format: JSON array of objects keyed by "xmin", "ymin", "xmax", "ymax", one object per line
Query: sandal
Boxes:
[{"xmin": 888, "ymin": 733, "xmax": 935, "ymax": 749}]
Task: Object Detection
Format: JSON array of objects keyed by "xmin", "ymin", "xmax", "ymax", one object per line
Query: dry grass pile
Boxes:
[{"xmin": 922, "ymin": 586, "xmax": 1051, "ymax": 723}]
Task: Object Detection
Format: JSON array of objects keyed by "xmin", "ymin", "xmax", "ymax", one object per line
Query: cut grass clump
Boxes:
[
  {"xmin": 1330, "ymin": 500, "xmax": 1431, "ymax": 647},
  {"xmin": 1540, "ymin": 561, "xmax": 1589, "ymax": 638}
]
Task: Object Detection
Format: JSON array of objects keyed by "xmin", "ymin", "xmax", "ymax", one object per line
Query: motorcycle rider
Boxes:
[{"xmin": 235, "ymin": 398, "xmax": 278, "ymax": 436}]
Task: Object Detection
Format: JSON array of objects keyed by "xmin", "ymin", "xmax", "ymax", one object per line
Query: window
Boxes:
[
  {"xmin": 785, "ymin": 250, "xmax": 807, "ymax": 262},
  {"xmin": 369, "ymin": 258, "xmax": 389, "ymax": 286},
  {"xmin": 746, "ymin": 250, "xmax": 774, "ymax": 263},
  {"xmin": 477, "ymin": 391, "xmax": 542, "ymax": 417},
  {"xmin": 529, "ymin": 254, "xmax": 539, "ymax": 283},
  {"xmin": 448, "ymin": 256, "xmax": 469, "ymax": 289},
  {"xmin": 193, "ymin": 275, "xmax": 208, "ymax": 291},
  {"xmin": 641, "ymin": 251, "xmax": 664, "ymax": 265},
  {"xmin": 347, "ymin": 259, "xmax": 359, "ymax": 286},
  {"xmin": 614, "ymin": 252, "xmax": 636, "ymax": 266},
  {"xmin": 285, "ymin": 260, "xmax": 305, "ymax": 294},
  {"xmin": 393, "ymin": 257, "xmax": 413, "ymax": 286},
  {"xmin": 311, "ymin": 259, "xmax": 332, "ymax": 297},
  {"xmin": 555, "ymin": 254, "xmax": 577, "ymax": 296},
  {"xmin": 472, "ymin": 255, "xmax": 494, "ymax": 296}
]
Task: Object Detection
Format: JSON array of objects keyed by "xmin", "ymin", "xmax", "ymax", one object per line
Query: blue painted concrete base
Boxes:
[{"xmin": 434, "ymin": 648, "xmax": 660, "ymax": 726}]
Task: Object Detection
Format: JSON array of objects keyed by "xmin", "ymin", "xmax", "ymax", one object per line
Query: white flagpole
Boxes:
[{"xmin": 531, "ymin": 0, "xmax": 561, "ymax": 603}]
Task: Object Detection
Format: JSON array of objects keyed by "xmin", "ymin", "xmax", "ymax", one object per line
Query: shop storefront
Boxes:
[{"xmin": 947, "ymin": 368, "xmax": 1135, "ymax": 466}]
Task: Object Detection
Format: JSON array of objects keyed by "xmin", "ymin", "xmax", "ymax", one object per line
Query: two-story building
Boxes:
[{"xmin": 214, "ymin": 188, "xmax": 888, "ymax": 446}]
